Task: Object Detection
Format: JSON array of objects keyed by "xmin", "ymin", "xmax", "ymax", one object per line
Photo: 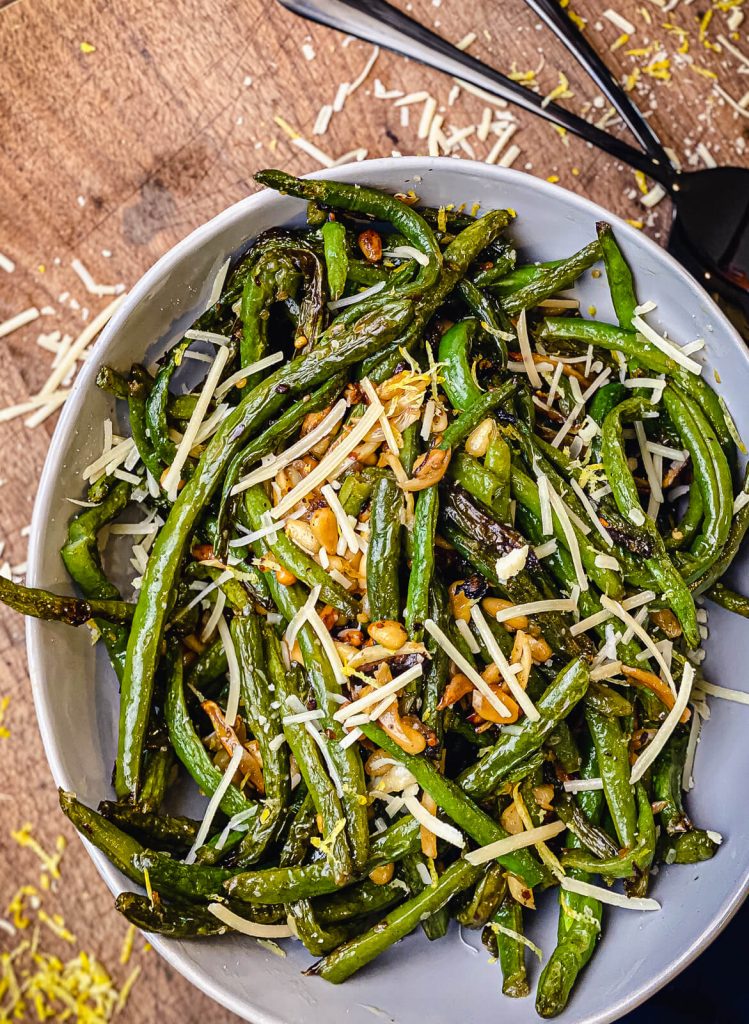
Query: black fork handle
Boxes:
[
  {"xmin": 277, "ymin": 0, "xmax": 676, "ymax": 186},
  {"xmin": 524, "ymin": 0, "xmax": 673, "ymax": 170}
]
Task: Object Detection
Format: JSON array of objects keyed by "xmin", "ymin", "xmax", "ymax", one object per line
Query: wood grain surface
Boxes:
[{"xmin": 0, "ymin": 1, "xmax": 747, "ymax": 1020}]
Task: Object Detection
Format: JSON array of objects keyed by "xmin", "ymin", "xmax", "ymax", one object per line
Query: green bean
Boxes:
[
  {"xmin": 0, "ymin": 576, "xmax": 133, "ymax": 626},
  {"xmin": 288, "ymin": 900, "xmax": 353, "ymax": 954},
  {"xmin": 449, "ymin": 452, "xmax": 507, "ymax": 520},
  {"xmin": 61, "ymin": 479, "xmax": 132, "ymax": 679},
  {"xmin": 536, "ymin": 744, "xmax": 603, "ymax": 1018},
  {"xmin": 705, "ymin": 582, "xmax": 749, "ymax": 617},
  {"xmin": 546, "ymin": 721, "xmax": 582, "ymax": 775},
  {"xmin": 240, "ymin": 252, "xmax": 297, "ymax": 373},
  {"xmin": 456, "ymin": 863, "xmax": 506, "ymax": 929},
  {"xmin": 666, "ymin": 481, "xmax": 704, "ymax": 551},
  {"xmin": 256, "ymin": 170, "xmax": 442, "ymax": 294},
  {"xmin": 59, "ymin": 790, "xmax": 144, "ymax": 885},
  {"xmin": 145, "ymin": 339, "xmax": 191, "ymax": 467},
  {"xmin": 127, "ymin": 365, "xmax": 166, "ymax": 482},
  {"xmin": 307, "ymin": 857, "xmax": 482, "ymax": 982},
  {"xmin": 367, "ymin": 473, "xmax": 402, "ymax": 622},
  {"xmin": 185, "ymin": 636, "xmax": 228, "ymax": 696},
  {"xmin": 314, "ymin": 878, "xmax": 408, "ymax": 924},
  {"xmin": 458, "ymin": 279, "xmax": 510, "ymax": 369},
  {"xmin": 138, "ymin": 747, "xmax": 176, "ymax": 813},
  {"xmin": 439, "ymin": 319, "xmax": 483, "ymax": 411},
  {"xmin": 226, "ymin": 816, "xmax": 421, "ymax": 904},
  {"xmin": 245, "ymin": 486, "xmax": 369, "ymax": 871},
  {"xmin": 279, "ymin": 792, "xmax": 315, "ymax": 867},
  {"xmin": 662, "ymin": 829, "xmax": 719, "ymax": 864},
  {"xmin": 135, "ymin": 849, "xmax": 234, "ymax": 901},
  {"xmin": 601, "ymin": 396, "xmax": 699, "ymax": 646},
  {"xmin": 399, "ymin": 854, "xmax": 449, "ymax": 941},
  {"xmin": 502, "ymin": 241, "xmax": 601, "ymax": 315},
  {"xmin": 118, "ymin": 296, "xmax": 413, "ymax": 797},
  {"xmin": 230, "ymin": 614, "xmax": 290, "ymax": 864},
  {"xmin": 360, "ymin": 722, "xmax": 544, "ymax": 887},
  {"xmin": 404, "ymin": 484, "xmax": 438, "ymax": 640},
  {"xmin": 115, "ymin": 892, "xmax": 229, "ymax": 938},
  {"xmin": 584, "ymin": 705, "xmax": 636, "ymax": 849},
  {"xmin": 322, "ymin": 220, "xmax": 349, "ymax": 301},
  {"xmin": 652, "ymin": 733, "xmax": 692, "ymax": 837},
  {"xmin": 98, "ymin": 801, "xmax": 197, "ymax": 853},
  {"xmin": 662, "ymin": 386, "xmax": 732, "ymax": 569},
  {"xmin": 263, "ymin": 626, "xmax": 352, "ymax": 885},
  {"xmin": 458, "ymin": 658, "xmax": 590, "ymax": 800},
  {"xmin": 165, "ymin": 655, "xmax": 256, "ymax": 819},
  {"xmin": 562, "ymin": 783, "xmax": 655, "ymax": 878},
  {"xmin": 597, "ymin": 222, "xmax": 637, "ymax": 329},
  {"xmin": 487, "ymin": 897, "xmax": 530, "ymax": 998}
]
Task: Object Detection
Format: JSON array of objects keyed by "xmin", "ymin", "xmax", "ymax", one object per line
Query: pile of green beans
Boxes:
[{"xmin": 7, "ymin": 172, "xmax": 747, "ymax": 1018}]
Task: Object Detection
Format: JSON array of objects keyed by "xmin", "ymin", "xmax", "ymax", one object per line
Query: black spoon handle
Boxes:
[
  {"xmin": 523, "ymin": 0, "xmax": 674, "ymax": 173},
  {"xmin": 277, "ymin": 0, "xmax": 671, "ymax": 183}
]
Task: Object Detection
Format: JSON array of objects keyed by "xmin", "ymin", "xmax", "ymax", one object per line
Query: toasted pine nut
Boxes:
[
  {"xmin": 183, "ymin": 633, "xmax": 207, "ymax": 655},
  {"xmin": 650, "ymin": 608, "xmax": 682, "ymax": 638},
  {"xmin": 481, "ymin": 596, "xmax": 528, "ymax": 631},
  {"xmin": 402, "ymin": 447, "xmax": 452, "ymax": 492},
  {"xmin": 378, "ymin": 702, "xmax": 426, "ymax": 755},
  {"xmin": 368, "ymin": 620, "xmax": 407, "ymax": 651},
  {"xmin": 465, "ymin": 417, "xmax": 496, "ymax": 458},
  {"xmin": 448, "ymin": 580, "xmax": 473, "ymax": 622},
  {"xmin": 431, "ymin": 406, "xmax": 449, "ymax": 433},
  {"xmin": 480, "ymin": 663, "xmax": 502, "ymax": 687},
  {"xmin": 358, "ymin": 229, "xmax": 383, "ymax": 263},
  {"xmin": 533, "ymin": 784, "xmax": 555, "ymax": 811},
  {"xmin": 285, "ymin": 519, "xmax": 320, "ymax": 555},
  {"xmin": 301, "ymin": 406, "xmax": 333, "ymax": 436},
  {"xmin": 501, "ymin": 803, "xmax": 524, "ymax": 835},
  {"xmin": 527, "ymin": 634, "xmax": 552, "ymax": 663},
  {"xmin": 471, "ymin": 685, "xmax": 519, "ymax": 724},
  {"xmin": 420, "ymin": 792, "xmax": 438, "ymax": 859},
  {"xmin": 369, "ymin": 862, "xmax": 395, "ymax": 885},
  {"xmin": 191, "ymin": 543, "xmax": 215, "ymax": 562},
  {"xmin": 437, "ymin": 673, "xmax": 474, "ymax": 709},
  {"xmin": 310, "ymin": 506, "xmax": 339, "ymax": 554},
  {"xmin": 507, "ymin": 873, "xmax": 535, "ymax": 909},
  {"xmin": 510, "ymin": 630, "xmax": 533, "ymax": 689}
]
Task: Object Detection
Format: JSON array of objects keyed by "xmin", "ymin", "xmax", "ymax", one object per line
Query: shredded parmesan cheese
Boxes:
[
  {"xmin": 465, "ymin": 821, "xmax": 566, "ymax": 865},
  {"xmin": 560, "ymin": 876, "xmax": 660, "ymax": 911},
  {"xmin": 271, "ymin": 390, "xmax": 384, "ymax": 519},
  {"xmin": 185, "ymin": 745, "xmax": 245, "ymax": 864},
  {"xmin": 424, "ymin": 618, "xmax": 512, "ymax": 720},
  {"xmin": 232, "ymin": 399, "xmax": 347, "ymax": 495},
  {"xmin": 470, "ymin": 606, "xmax": 541, "ymax": 721},
  {"xmin": 630, "ymin": 664, "xmax": 695, "ymax": 784},
  {"xmin": 207, "ymin": 903, "xmax": 292, "ymax": 938},
  {"xmin": 162, "ymin": 345, "xmax": 231, "ymax": 501},
  {"xmin": 403, "ymin": 795, "xmax": 464, "ymax": 848}
]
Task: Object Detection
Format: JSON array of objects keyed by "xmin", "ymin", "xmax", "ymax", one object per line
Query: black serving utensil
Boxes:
[{"xmin": 277, "ymin": 0, "xmax": 749, "ymax": 316}]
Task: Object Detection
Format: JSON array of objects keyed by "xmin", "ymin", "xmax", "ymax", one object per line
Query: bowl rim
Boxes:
[{"xmin": 25, "ymin": 155, "xmax": 749, "ymax": 1024}]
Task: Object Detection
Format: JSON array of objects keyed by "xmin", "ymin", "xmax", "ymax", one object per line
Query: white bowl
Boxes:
[{"xmin": 27, "ymin": 157, "xmax": 749, "ymax": 1024}]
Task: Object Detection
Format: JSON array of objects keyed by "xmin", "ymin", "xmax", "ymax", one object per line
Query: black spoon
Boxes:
[{"xmin": 277, "ymin": 0, "xmax": 749, "ymax": 314}]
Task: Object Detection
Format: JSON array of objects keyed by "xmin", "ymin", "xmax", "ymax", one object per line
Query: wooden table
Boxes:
[{"xmin": 0, "ymin": 1, "xmax": 746, "ymax": 1019}]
